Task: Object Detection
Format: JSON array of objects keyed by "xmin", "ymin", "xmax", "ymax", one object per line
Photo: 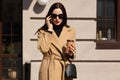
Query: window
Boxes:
[
  {"xmin": 96, "ymin": 0, "xmax": 120, "ymax": 49},
  {"xmin": 0, "ymin": 0, "xmax": 22, "ymax": 80}
]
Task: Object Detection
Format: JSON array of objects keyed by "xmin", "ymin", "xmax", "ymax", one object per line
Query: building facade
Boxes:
[{"xmin": 0, "ymin": 0, "xmax": 120, "ymax": 80}]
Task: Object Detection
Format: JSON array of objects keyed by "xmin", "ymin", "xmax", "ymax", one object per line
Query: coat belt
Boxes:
[
  {"xmin": 44, "ymin": 55, "xmax": 62, "ymax": 61},
  {"xmin": 44, "ymin": 55, "xmax": 65, "ymax": 80}
]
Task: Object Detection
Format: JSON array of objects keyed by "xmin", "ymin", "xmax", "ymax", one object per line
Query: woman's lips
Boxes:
[{"xmin": 55, "ymin": 20, "xmax": 60, "ymax": 23}]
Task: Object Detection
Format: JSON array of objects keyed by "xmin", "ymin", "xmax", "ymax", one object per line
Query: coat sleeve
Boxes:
[
  {"xmin": 68, "ymin": 28, "xmax": 76, "ymax": 60},
  {"xmin": 37, "ymin": 30, "xmax": 53, "ymax": 53}
]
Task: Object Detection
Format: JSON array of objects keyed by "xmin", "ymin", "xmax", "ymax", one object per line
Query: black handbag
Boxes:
[{"xmin": 65, "ymin": 63, "xmax": 77, "ymax": 78}]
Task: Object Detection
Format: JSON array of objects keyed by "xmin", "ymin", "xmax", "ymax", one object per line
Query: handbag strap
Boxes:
[{"xmin": 52, "ymin": 44, "xmax": 66, "ymax": 61}]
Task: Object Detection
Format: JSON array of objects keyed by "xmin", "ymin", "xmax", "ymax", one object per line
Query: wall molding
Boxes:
[
  {"xmin": 30, "ymin": 39, "xmax": 96, "ymax": 42},
  {"xmin": 31, "ymin": 60, "xmax": 120, "ymax": 63},
  {"xmin": 30, "ymin": 17, "xmax": 96, "ymax": 21}
]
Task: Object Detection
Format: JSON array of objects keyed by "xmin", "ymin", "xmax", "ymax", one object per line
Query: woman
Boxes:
[{"xmin": 37, "ymin": 2, "xmax": 76, "ymax": 80}]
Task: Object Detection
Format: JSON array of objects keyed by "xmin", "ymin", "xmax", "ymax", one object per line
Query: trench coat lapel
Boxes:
[{"xmin": 51, "ymin": 26, "xmax": 71, "ymax": 53}]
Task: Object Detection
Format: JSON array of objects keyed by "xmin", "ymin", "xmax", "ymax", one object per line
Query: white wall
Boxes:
[{"xmin": 23, "ymin": 0, "xmax": 120, "ymax": 80}]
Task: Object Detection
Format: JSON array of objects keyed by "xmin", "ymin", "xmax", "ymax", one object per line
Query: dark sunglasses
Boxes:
[{"xmin": 51, "ymin": 14, "xmax": 63, "ymax": 19}]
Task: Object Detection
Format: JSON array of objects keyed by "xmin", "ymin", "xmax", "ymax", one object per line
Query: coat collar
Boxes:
[{"xmin": 51, "ymin": 26, "xmax": 72, "ymax": 53}]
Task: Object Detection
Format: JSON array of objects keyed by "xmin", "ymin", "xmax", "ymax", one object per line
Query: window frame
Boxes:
[
  {"xmin": 96, "ymin": 0, "xmax": 120, "ymax": 49},
  {"xmin": 0, "ymin": 2, "xmax": 2, "ymax": 79}
]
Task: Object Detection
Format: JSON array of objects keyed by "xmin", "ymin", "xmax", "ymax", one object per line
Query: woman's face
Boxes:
[{"xmin": 51, "ymin": 8, "xmax": 63, "ymax": 26}]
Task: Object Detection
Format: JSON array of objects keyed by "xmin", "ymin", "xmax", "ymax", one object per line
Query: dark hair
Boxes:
[{"xmin": 41, "ymin": 2, "xmax": 69, "ymax": 30}]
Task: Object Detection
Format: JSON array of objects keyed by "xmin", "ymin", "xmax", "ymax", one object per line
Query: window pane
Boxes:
[
  {"xmin": 107, "ymin": 0, "xmax": 115, "ymax": 17},
  {"xmin": 1, "ymin": 0, "xmax": 22, "ymax": 80},
  {"xmin": 2, "ymin": 57, "xmax": 22, "ymax": 79},
  {"xmin": 97, "ymin": 0, "xmax": 115, "ymax": 17},
  {"xmin": 97, "ymin": 0, "xmax": 105, "ymax": 17},
  {"xmin": 97, "ymin": 0, "xmax": 116, "ymax": 40},
  {"xmin": 2, "ymin": 36, "xmax": 12, "ymax": 54}
]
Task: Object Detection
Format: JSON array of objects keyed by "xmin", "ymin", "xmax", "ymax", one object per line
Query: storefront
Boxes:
[{"xmin": 0, "ymin": 0, "xmax": 22, "ymax": 80}]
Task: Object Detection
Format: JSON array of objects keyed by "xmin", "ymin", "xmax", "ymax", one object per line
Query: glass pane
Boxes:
[
  {"xmin": 2, "ymin": 23, "xmax": 11, "ymax": 34},
  {"xmin": 97, "ymin": 0, "xmax": 116, "ymax": 40},
  {"xmin": 2, "ymin": 36, "xmax": 11, "ymax": 54},
  {"xmin": 1, "ymin": 0, "xmax": 22, "ymax": 80},
  {"xmin": 97, "ymin": 0, "xmax": 105, "ymax": 17},
  {"xmin": 97, "ymin": 0, "xmax": 115, "ymax": 17},
  {"xmin": 107, "ymin": 0, "xmax": 115, "ymax": 17},
  {"xmin": 2, "ymin": 57, "xmax": 22, "ymax": 79}
]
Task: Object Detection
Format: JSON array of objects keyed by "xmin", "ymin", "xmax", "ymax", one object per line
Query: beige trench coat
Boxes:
[{"xmin": 37, "ymin": 26, "xmax": 76, "ymax": 80}]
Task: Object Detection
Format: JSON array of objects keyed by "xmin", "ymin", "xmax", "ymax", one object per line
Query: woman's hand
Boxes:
[
  {"xmin": 66, "ymin": 43, "xmax": 76, "ymax": 56},
  {"xmin": 45, "ymin": 15, "xmax": 53, "ymax": 31}
]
